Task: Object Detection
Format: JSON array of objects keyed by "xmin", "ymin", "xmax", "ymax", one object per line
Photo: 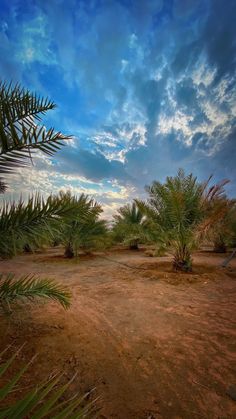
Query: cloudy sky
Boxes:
[{"xmin": 0, "ymin": 0, "xmax": 235, "ymax": 217}]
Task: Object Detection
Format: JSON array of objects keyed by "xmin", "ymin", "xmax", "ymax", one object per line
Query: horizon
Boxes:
[{"xmin": 0, "ymin": 0, "xmax": 235, "ymax": 218}]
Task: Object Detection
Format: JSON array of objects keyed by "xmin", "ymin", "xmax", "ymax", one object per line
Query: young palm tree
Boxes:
[
  {"xmin": 208, "ymin": 199, "xmax": 236, "ymax": 252},
  {"xmin": 112, "ymin": 202, "xmax": 146, "ymax": 250},
  {"xmin": 137, "ymin": 170, "xmax": 230, "ymax": 271},
  {"xmin": 0, "ymin": 193, "xmax": 78, "ymax": 259},
  {"xmin": 137, "ymin": 170, "xmax": 205, "ymax": 271},
  {"xmin": 0, "ymin": 81, "xmax": 72, "ymax": 309},
  {"xmin": 58, "ymin": 192, "xmax": 107, "ymax": 258},
  {"xmin": 197, "ymin": 179, "xmax": 233, "ymax": 252}
]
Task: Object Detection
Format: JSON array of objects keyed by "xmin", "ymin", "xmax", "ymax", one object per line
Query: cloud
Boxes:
[{"xmin": 0, "ymin": 0, "xmax": 235, "ymax": 214}]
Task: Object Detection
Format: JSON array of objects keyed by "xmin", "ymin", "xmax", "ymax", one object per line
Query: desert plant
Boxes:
[
  {"xmin": 0, "ymin": 193, "xmax": 78, "ymax": 259},
  {"xmin": 197, "ymin": 180, "xmax": 234, "ymax": 252},
  {"xmin": 57, "ymin": 192, "xmax": 107, "ymax": 258},
  {"xmin": 211, "ymin": 200, "xmax": 236, "ymax": 252},
  {"xmin": 112, "ymin": 202, "xmax": 147, "ymax": 250},
  {"xmin": 0, "ymin": 81, "xmax": 72, "ymax": 310},
  {"xmin": 0, "ymin": 347, "xmax": 95, "ymax": 418},
  {"xmin": 137, "ymin": 170, "xmax": 207, "ymax": 271},
  {"xmin": 137, "ymin": 170, "xmax": 230, "ymax": 271}
]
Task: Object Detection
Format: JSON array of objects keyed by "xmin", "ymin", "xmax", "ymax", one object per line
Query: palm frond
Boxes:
[
  {"xmin": 0, "ymin": 81, "xmax": 71, "ymax": 181},
  {"xmin": 0, "ymin": 274, "xmax": 71, "ymax": 310},
  {"xmin": 58, "ymin": 193, "xmax": 107, "ymax": 257},
  {"xmin": 0, "ymin": 347, "xmax": 95, "ymax": 418},
  {"xmin": 112, "ymin": 202, "xmax": 147, "ymax": 248},
  {"xmin": 0, "ymin": 193, "xmax": 78, "ymax": 258}
]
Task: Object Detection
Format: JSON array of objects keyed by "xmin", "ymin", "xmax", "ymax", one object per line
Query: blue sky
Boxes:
[{"xmin": 0, "ymin": 0, "xmax": 235, "ymax": 216}]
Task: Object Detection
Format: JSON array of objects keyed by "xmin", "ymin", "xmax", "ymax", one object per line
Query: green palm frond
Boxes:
[
  {"xmin": 112, "ymin": 202, "xmax": 147, "ymax": 248},
  {"xmin": 58, "ymin": 192, "xmax": 108, "ymax": 257},
  {"xmin": 0, "ymin": 193, "xmax": 78, "ymax": 258},
  {"xmin": 0, "ymin": 274, "xmax": 71, "ymax": 310},
  {"xmin": 139, "ymin": 169, "xmax": 205, "ymax": 270},
  {"xmin": 0, "ymin": 81, "xmax": 71, "ymax": 179},
  {"xmin": 0, "ymin": 347, "xmax": 95, "ymax": 418}
]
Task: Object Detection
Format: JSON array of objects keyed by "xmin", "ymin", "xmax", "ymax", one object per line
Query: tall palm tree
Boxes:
[
  {"xmin": 113, "ymin": 202, "xmax": 146, "ymax": 250},
  {"xmin": 0, "ymin": 81, "xmax": 72, "ymax": 309}
]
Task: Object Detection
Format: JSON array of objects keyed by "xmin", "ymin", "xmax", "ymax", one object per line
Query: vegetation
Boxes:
[
  {"xmin": 53, "ymin": 192, "xmax": 108, "ymax": 258},
  {"xmin": 112, "ymin": 202, "xmax": 147, "ymax": 250},
  {"xmin": 0, "ymin": 194, "xmax": 78, "ymax": 259},
  {"xmin": 0, "ymin": 81, "xmax": 70, "ymax": 191},
  {"xmin": 0, "ymin": 274, "xmax": 71, "ymax": 313},
  {"xmin": 0, "ymin": 81, "xmax": 72, "ymax": 309},
  {"xmin": 204, "ymin": 197, "xmax": 236, "ymax": 253},
  {"xmin": 0, "ymin": 347, "xmax": 94, "ymax": 418},
  {"xmin": 136, "ymin": 170, "xmax": 205, "ymax": 271},
  {"xmin": 136, "ymin": 170, "xmax": 232, "ymax": 271}
]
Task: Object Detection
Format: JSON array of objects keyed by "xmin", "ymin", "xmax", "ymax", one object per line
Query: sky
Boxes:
[{"xmin": 0, "ymin": 0, "xmax": 235, "ymax": 217}]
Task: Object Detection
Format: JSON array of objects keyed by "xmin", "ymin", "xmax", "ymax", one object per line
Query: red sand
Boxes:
[{"xmin": 1, "ymin": 248, "xmax": 236, "ymax": 418}]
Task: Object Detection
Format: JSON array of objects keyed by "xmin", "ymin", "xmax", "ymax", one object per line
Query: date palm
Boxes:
[
  {"xmin": 58, "ymin": 192, "xmax": 107, "ymax": 258},
  {"xmin": 0, "ymin": 81, "xmax": 72, "ymax": 309},
  {"xmin": 137, "ymin": 170, "xmax": 205, "ymax": 271},
  {"xmin": 112, "ymin": 202, "xmax": 147, "ymax": 250},
  {"xmin": 137, "ymin": 170, "xmax": 229, "ymax": 271}
]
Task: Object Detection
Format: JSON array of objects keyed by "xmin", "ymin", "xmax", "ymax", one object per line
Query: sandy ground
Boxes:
[{"xmin": 0, "ymin": 247, "xmax": 236, "ymax": 418}]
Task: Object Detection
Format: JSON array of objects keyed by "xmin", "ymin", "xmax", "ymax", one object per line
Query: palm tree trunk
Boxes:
[
  {"xmin": 213, "ymin": 238, "xmax": 227, "ymax": 253},
  {"xmin": 64, "ymin": 242, "xmax": 74, "ymax": 258},
  {"xmin": 129, "ymin": 240, "xmax": 139, "ymax": 250},
  {"xmin": 23, "ymin": 243, "xmax": 32, "ymax": 253},
  {"xmin": 173, "ymin": 244, "xmax": 192, "ymax": 272}
]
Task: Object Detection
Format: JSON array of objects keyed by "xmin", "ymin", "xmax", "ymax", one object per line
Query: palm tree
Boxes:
[
  {"xmin": 112, "ymin": 202, "xmax": 146, "ymax": 250},
  {"xmin": 197, "ymin": 179, "xmax": 233, "ymax": 252},
  {"xmin": 0, "ymin": 81, "xmax": 72, "ymax": 309},
  {"xmin": 137, "ymin": 170, "xmax": 206, "ymax": 271},
  {"xmin": 58, "ymin": 192, "xmax": 107, "ymax": 258},
  {"xmin": 0, "ymin": 193, "xmax": 78, "ymax": 259},
  {"xmin": 208, "ymin": 199, "xmax": 236, "ymax": 252},
  {"xmin": 137, "ymin": 170, "xmax": 230, "ymax": 271}
]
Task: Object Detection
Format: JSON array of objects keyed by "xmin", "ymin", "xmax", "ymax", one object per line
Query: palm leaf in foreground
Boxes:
[
  {"xmin": 0, "ymin": 274, "xmax": 71, "ymax": 310},
  {"xmin": 0, "ymin": 347, "xmax": 95, "ymax": 418},
  {"xmin": 0, "ymin": 81, "xmax": 71, "ymax": 184}
]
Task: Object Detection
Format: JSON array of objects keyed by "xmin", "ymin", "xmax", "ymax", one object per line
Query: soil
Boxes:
[{"xmin": 1, "ymin": 247, "xmax": 236, "ymax": 418}]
